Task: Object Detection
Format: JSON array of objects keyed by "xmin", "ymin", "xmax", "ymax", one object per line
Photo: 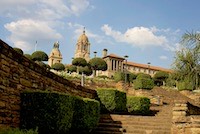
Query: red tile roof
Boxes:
[
  {"xmin": 126, "ymin": 61, "xmax": 172, "ymax": 73},
  {"xmin": 103, "ymin": 53, "xmax": 125, "ymax": 59}
]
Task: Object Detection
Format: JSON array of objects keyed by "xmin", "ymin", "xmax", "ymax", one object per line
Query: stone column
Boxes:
[{"xmin": 116, "ymin": 60, "xmax": 119, "ymax": 71}]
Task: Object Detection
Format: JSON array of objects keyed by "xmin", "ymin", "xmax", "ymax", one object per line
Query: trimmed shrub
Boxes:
[
  {"xmin": 96, "ymin": 88, "xmax": 126, "ymax": 113},
  {"xmin": 177, "ymin": 81, "xmax": 193, "ymax": 91},
  {"xmin": 113, "ymin": 72, "xmax": 125, "ymax": 82},
  {"xmin": 71, "ymin": 98, "xmax": 100, "ymax": 133},
  {"xmin": 24, "ymin": 54, "xmax": 32, "ymax": 60},
  {"xmin": 136, "ymin": 73, "xmax": 151, "ymax": 80},
  {"xmin": 20, "ymin": 91, "xmax": 75, "ymax": 134},
  {"xmin": 31, "ymin": 51, "xmax": 48, "ymax": 61},
  {"xmin": 13, "ymin": 47, "xmax": 24, "ymax": 55},
  {"xmin": 134, "ymin": 78, "xmax": 154, "ymax": 90},
  {"xmin": 126, "ymin": 96, "xmax": 150, "ymax": 115},
  {"xmin": 51, "ymin": 63, "xmax": 65, "ymax": 71}
]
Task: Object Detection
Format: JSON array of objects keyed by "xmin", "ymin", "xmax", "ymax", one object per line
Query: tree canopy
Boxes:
[
  {"xmin": 32, "ymin": 51, "xmax": 48, "ymax": 61},
  {"xmin": 72, "ymin": 58, "xmax": 87, "ymax": 67},
  {"xmin": 51, "ymin": 63, "xmax": 65, "ymax": 71},
  {"xmin": 66, "ymin": 65, "xmax": 77, "ymax": 73},
  {"xmin": 173, "ymin": 31, "xmax": 200, "ymax": 90},
  {"xmin": 79, "ymin": 66, "xmax": 93, "ymax": 76},
  {"xmin": 89, "ymin": 57, "xmax": 107, "ymax": 77}
]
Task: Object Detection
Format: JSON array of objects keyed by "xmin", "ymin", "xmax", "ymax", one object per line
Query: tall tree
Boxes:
[
  {"xmin": 88, "ymin": 57, "xmax": 107, "ymax": 77},
  {"xmin": 173, "ymin": 31, "xmax": 200, "ymax": 90},
  {"xmin": 72, "ymin": 58, "xmax": 87, "ymax": 74}
]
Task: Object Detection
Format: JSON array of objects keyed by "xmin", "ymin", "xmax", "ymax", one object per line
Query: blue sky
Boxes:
[{"xmin": 0, "ymin": 0, "xmax": 199, "ymax": 69}]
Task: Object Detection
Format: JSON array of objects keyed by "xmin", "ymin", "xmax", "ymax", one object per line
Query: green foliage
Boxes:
[
  {"xmin": 113, "ymin": 72, "xmax": 137, "ymax": 83},
  {"xmin": 154, "ymin": 71, "xmax": 169, "ymax": 80},
  {"xmin": 66, "ymin": 65, "xmax": 77, "ymax": 73},
  {"xmin": 71, "ymin": 98, "xmax": 100, "ymax": 133},
  {"xmin": 177, "ymin": 80, "xmax": 194, "ymax": 91},
  {"xmin": 72, "ymin": 58, "xmax": 87, "ymax": 67},
  {"xmin": 153, "ymin": 71, "xmax": 169, "ymax": 86},
  {"xmin": 126, "ymin": 96, "xmax": 150, "ymax": 115},
  {"xmin": 20, "ymin": 91, "xmax": 75, "ymax": 134},
  {"xmin": 173, "ymin": 31, "xmax": 200, "ymax": 90},
  {"xmin": 20, "ymin": 91, "xmax": 100, "ymax": 134},
  {"xmin": 113, "ymin": 72, "xmax": 125, "ymax": 82},
  {"xmin": 129, "ymin": 72, "xmax": 137, "ymax": 82},
  {"xmin": 96, "ymin": 88, "xmax": 126, "ymax": 113},
  {"xmin": 134, "ymin": 78, "xmax": 154, "ymax": 90},
  {"xmin": 51, "ymin": 63, "xmax": 65, "ymax": 71},
  {"xmin": 13, "ymin": 47, "xmax": 23, "ymax": 55},
  {"xmin": 0, "ymin": 128, "xmax": 38, "ymax": 134},
  {"xmin": 24, "ymin": 54, "xmax": 32, "ymax": 60},
  {"xmin": 136, "ymin": 73, "xmax": 151, "ymax": 80},
  {"xmin": 79, "ymin": 66, "xmax": 93, "ymax": 76},
  {"xmin": 31, "ymin": 51, "xmax": 48, "ymax": 61},
  {"xmin": 89, "ymin": 58, "xmax": 107, "ymax": 71}
]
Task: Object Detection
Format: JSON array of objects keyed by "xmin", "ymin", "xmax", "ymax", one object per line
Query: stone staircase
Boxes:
[
  {"xmin": 93, "ymin": 103, "xmax": 172, "ymax": 134},
  {"xmin": 92, "ymin": 87, "xmax": 200, "ymax": 134},
  {"xmin": 92, "ymin": 87, "xmax": 181, "ymax": 134}
]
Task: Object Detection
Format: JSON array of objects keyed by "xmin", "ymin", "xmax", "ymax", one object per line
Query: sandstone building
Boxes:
[
  {"xmin": 74, "ymin": 28, "xmax": 90, "ymax": 61},
  {"xmin": 48, "ymin": 41, "xmax": 63, "ymax": 67},
  {"xmin": 73, "ymin": 30, "xmax": 171, "ymax": 77}
]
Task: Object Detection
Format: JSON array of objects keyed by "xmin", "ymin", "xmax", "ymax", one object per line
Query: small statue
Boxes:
[{"xmin": 53, "ymin": 41, "xmax": 59, "ymax": 48}]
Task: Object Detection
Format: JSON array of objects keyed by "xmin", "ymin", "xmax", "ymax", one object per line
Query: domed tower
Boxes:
[
  {"xmin": 48, "ymin": 41, "xmax": 63, "ymax": 67},
  {"xmin": 74, "ymin": 28, "xmax": 90, "ymax": 61}
]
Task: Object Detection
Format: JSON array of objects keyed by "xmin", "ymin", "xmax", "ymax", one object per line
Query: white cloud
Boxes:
[
  {"xmin": 159, "ymin": 55, "xmax": 168, "ymax": 60},
  {"xmin": 101, "ymin": 24, "xmax": 167, "ymax": 47},
  {"xmin": 67, "ymin": 22, "xmax": 106, "ymax": 44},
  {"xmin": 101, "ymin": 24, "xmax": 180, "ymax": 51},
  {"xmin": 1, "ymin": 0, "xmax": 92, "ymax": 51},
  {"xmin": 5, "ymin": 19, "xmax": 62, "ymax": 51}
]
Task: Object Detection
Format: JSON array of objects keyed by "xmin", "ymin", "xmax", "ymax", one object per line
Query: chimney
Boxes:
[{"xmin": 102, "ymin": 49, "xmax": 108, "ymax": 57}]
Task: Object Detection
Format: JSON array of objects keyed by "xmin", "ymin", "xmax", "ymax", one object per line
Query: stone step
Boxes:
[
  {"xmin": 100, "ymin": 115, "xmax": 172, "ymax": 122},
  {"xmin": 98, "ymin": 122, "xmax": 171, "ymax": 128},
  {"xmin": 93, "ymin": 128, "xmax": 171, "ymax": 134}
]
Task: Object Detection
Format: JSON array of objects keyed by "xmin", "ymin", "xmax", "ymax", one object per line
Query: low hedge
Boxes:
[
  {"xmin": 20, "ymin": 91, "xmax": 75, "ymax": 134},
  {"xmin": 20, "ymin": 91, "xmax": 100, "ymax": 134},
  {"xmin": 127, "ymin": 96, "xmax": 150, "ymax": 115},
  {"xmin": 96, "ymin": 88, "xmax": 127, "ymax": 113},
  {"xmin": 71, "ymin": 98, "xmax": 100, "ymax": 133},
  {"xmin": 134, "ymin": 78, "xmax": 154, "ymax": 90}
]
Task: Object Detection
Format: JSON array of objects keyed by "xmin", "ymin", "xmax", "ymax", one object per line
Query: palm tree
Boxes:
[{"xmin": 173, "ymin": 31, "xmax": 200, "ymax": 90}]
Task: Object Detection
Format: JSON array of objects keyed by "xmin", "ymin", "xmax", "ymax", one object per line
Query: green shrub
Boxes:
[
  {"xmin": 13, "ymin": 47, "xmax": 24, "ymax": 55},
  {"xmin": 129, "ymin": 73, "xmax": 137, "ymax": 82},
  {"xmin": 134, "ymin": 78, "xmax": 154, "ymax": 90},
  {"xmin": 96, "ymin": 88, "xmax": 126, "ymax": 113},
  {"xmin": 0, "ymin": 128, "xmax": 38, "ymax": 134},
  {"xmin": 20, "ymin": 91, "xmax": 75, "ymax": 134},
  {"xmin": 24, "ymin": 54, "xmax": 32, "ymax": 60},
  {"xmin": 136, "ymin": 73, "xmax": 151, "ymax": 80},
  {"xmin": 71, "ymin": 98, "xmax": 100, "ymax": 133},
  {"xmin": 177, "ymin": 81, "xmax": 193, "ymax": 91},
  {"xmin": 113, "ymin": 72, "xmax": 125, "ymax": 82},
  {"xmin": 126, "ymin": 96, "xmax": 150, "ymax": 115},
  {"xmin": 51, "ymin": 63, "xmax": 65, "ymax": 71}
]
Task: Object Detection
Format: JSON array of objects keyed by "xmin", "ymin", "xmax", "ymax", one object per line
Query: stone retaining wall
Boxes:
[
  {"xmin": 172, "ymin": 100, "xmax": 200, "ymax": 134},
  {"xmin": 0, "ymin": 39, "xmax": 97, "ymax": 128}
]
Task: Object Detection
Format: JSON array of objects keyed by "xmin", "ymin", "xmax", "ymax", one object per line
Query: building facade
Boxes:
[
  {"xmin": 74, "ymin": 29, "xmax": 90, "ymax": 61},
  {"xmin": 48, "ymin": 41, "xmax": 63, "ymax": 67},
  {"xmin": 72, "ymin": 29, "xmax": 171, "ymax": 77}
]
